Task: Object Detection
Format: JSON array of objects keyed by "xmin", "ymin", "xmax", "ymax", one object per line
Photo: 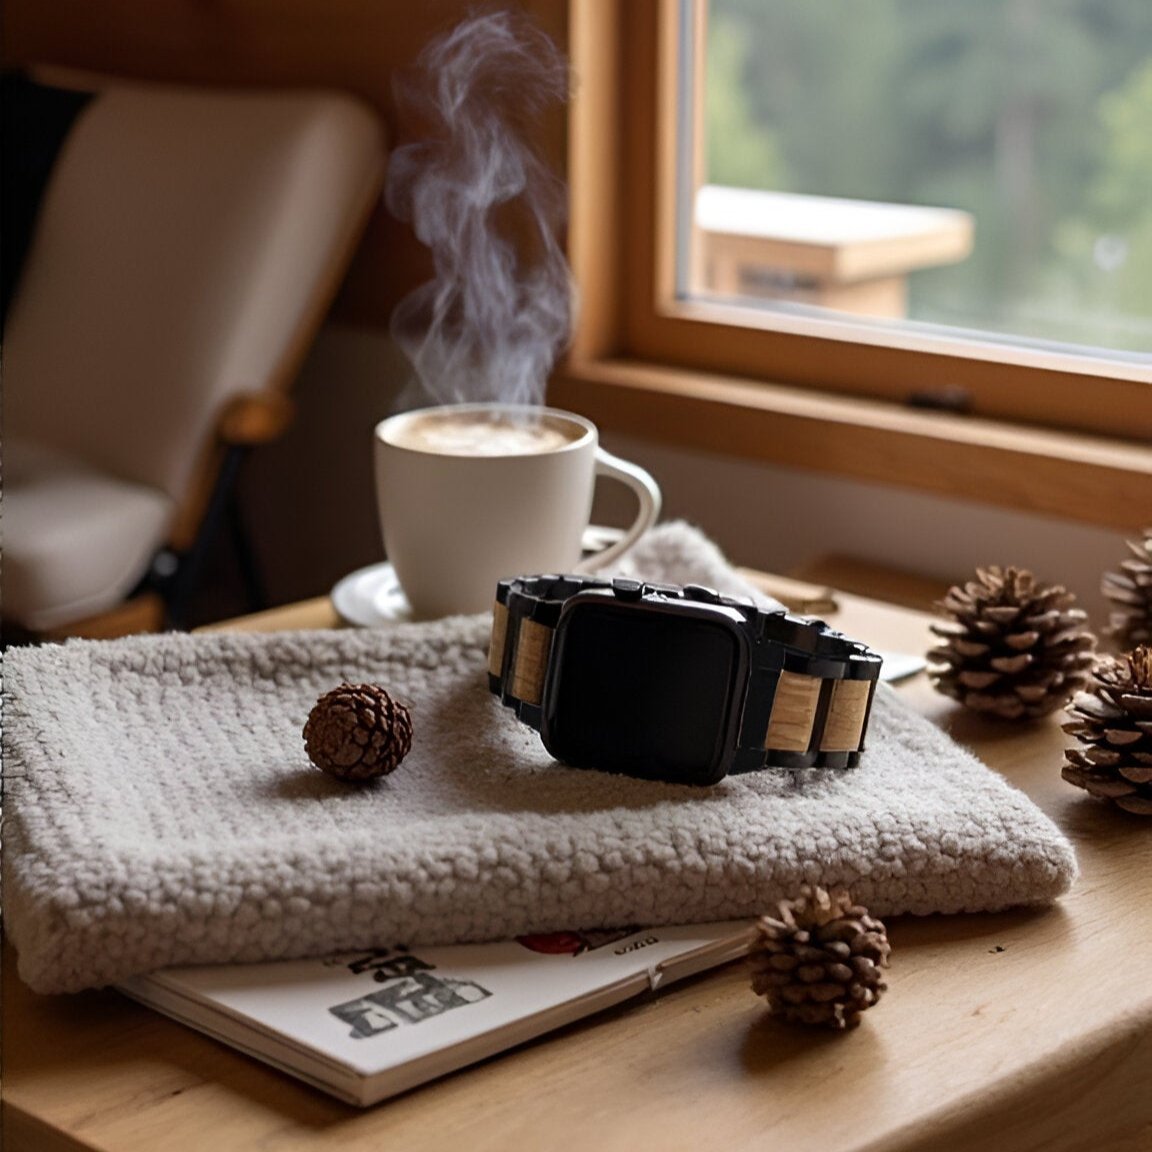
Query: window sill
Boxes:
[{"xmin": 549, "ymin": 357, "xmax": 1151, "ymax": 532}]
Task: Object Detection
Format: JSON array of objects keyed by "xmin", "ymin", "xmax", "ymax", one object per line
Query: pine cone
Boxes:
[
  {"xmin": 748, "ymin": 886, "xmax": 890, "ymax": 1031},
  {"xmin": 1062, "ymin": 647, "xmax": 1152, "ymax": 816},
  {"xmin": 928, "ymin": 566, "xmax": 1096, "ymax": 719},
  {"xmin": 1102, "ymin": 528, "xmax": 1152, "ymax": 651},
  {"xmin": 303, "ymin": 683, "xmax": 413, "ymax": 781}
]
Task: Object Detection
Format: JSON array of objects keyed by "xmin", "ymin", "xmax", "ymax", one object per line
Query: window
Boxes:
[
  {"xmin": 555, "ymin": 0, "xmax": 1151, "ymax": 531},
  {"xmin": 691, "ymin": 0, "xmax": 1152, "ymax": 363}
]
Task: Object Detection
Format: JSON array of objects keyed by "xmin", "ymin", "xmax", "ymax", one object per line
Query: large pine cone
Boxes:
[
  {"xmin": 1102, "ymin": 528, "xmax": 1152, "ymax": 651},
  {"xmin": 303, "ymin": 683, "xmax": 413, "ymax": 781},
  {"xmin": 748, "ymin": 886, "xmax": 890, "ymax": 1031},
  {"xmin": 1062, "ymin": 647, "xmax": 1152, "ymax": 816},
  {"xmin": 928, "ymin": 566, "xmax": 1096, "ymax": 719}
]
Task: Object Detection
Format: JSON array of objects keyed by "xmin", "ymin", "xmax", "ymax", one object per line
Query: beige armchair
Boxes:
[{"xmin": 2, "ymin": 74, "xmax": 385, "ymax": 638}]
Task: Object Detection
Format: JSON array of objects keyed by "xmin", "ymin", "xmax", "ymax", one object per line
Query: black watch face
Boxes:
[{"xmin": 541, "ymin": 599, "xmax": 748, "ymax": 785}]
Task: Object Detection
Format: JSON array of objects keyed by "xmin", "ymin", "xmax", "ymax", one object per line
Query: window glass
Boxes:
[{"xmin": 685, "ymin": 0, "xmax": 1152, "ymax": 360}]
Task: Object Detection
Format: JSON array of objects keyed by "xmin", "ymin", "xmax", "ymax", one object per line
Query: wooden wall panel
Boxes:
[{"xmin": 2, "ymin": 0, "xmax": 571, "ymax": 327}]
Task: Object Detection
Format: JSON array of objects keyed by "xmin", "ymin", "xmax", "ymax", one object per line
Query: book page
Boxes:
[{"xmin": 123, "ymin": 922, "xmax": 752, "ymax": 1081}]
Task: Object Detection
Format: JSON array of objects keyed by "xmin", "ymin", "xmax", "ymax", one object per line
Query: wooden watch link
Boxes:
[{"xmin": 489, "ymin": 575, "xmax": 883, "ymax": 786}]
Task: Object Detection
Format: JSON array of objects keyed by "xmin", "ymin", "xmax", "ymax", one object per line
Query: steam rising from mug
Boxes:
[{"xmin": 386, "ymin": 13, "xmax": 574, "ymax": 408}]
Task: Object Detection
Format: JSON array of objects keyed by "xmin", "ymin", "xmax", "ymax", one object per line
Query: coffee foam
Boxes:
[{"xmin": 389, "ymin": 410, "xmax": 583, "ymax": 457}]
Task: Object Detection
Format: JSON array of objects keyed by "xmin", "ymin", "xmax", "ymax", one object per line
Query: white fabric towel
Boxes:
[{"xmin": 2, "ymin": 524, "xmax": 1076, "ymax": 993}]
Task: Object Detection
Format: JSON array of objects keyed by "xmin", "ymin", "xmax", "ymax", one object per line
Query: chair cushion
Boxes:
[
  {"xmin": 3, "ymin": 84, "xmax": 385, "ymax": 504},
  {"xmin": 3, "ymin": 439, "xmax": 173, "ymax": 631}
]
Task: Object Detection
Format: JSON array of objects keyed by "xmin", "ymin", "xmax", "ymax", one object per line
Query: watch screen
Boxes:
[{"xmin": 544, "ymin": 602, "xmax": 743, "ymax": 782}]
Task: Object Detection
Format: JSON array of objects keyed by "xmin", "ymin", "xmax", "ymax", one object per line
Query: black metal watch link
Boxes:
[{"xmin": 488, "ymin": 574, "xmax": 883, "ymax": 786}]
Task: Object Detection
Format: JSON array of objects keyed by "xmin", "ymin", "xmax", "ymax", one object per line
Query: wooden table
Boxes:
[{"xmin": 4, "ymin": 576, "xmax": 1150, "ymax": 1152}]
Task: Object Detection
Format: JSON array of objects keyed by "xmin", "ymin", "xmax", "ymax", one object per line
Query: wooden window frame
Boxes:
[{"xmin": 549, "ymin": 0, "xmax": 1151, "ymax": 532}]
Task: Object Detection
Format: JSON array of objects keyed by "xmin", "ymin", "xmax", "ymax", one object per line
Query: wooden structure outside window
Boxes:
[{"xmin": 694, "ymin": 186, "xmax": 974, "ymax": 319}]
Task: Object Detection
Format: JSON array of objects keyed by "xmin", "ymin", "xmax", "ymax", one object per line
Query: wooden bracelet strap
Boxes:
[
  {"xmin": 488, "ymin": 575, "xmax": 599, "ymax": 711},
  {"xmin": 764, "ymin": 670, "xmax": 874, "ymax": 755}
]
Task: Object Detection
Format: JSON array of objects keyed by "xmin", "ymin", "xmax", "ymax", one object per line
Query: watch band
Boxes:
[{"xmin": 488, "ymin": 574, "xmax": 882, "ymax": 772}]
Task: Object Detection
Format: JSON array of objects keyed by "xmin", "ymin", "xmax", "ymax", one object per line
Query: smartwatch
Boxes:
[{"xmin": 488, "ymin": 574, "xmax": 882, "ymax": 786}]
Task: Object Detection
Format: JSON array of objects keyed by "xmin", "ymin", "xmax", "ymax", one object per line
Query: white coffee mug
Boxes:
[{"xmin": 374, "ymin": 403, "xmax": 661, "ymax": 618}]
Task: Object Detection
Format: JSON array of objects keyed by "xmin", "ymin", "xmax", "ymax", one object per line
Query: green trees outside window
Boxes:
[{"xmin": 703, "ymin": 0, "xmax": 1152, "ymax": 355}]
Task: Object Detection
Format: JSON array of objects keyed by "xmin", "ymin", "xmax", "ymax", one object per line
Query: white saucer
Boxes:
[
  {"xmin": 330, "ymin": 562, "xmax": 415, "ymax": 627},
  {"xmin": 331, "ymin": 528, "xmax": 630, "ymax": 628}
]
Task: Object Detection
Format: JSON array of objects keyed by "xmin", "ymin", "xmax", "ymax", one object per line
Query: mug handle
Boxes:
[{"xmin": 576, "ymin": 447, "xmax": 662, "ymax": 572}]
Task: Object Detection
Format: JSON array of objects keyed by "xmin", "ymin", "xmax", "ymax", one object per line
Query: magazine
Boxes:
[{"xmin": 118, "ymin": 921, "xmax": 753, "ymax": 1106}]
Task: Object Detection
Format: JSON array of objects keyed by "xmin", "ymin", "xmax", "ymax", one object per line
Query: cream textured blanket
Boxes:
[{"xmin": 2, "ymin": 525, "xmax": 1076, "ymax": 994}]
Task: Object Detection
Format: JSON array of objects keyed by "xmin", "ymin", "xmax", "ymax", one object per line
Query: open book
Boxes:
[{"xmin": 118, "ymin": 921, "xmax": 753, "ymax": 1106}]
